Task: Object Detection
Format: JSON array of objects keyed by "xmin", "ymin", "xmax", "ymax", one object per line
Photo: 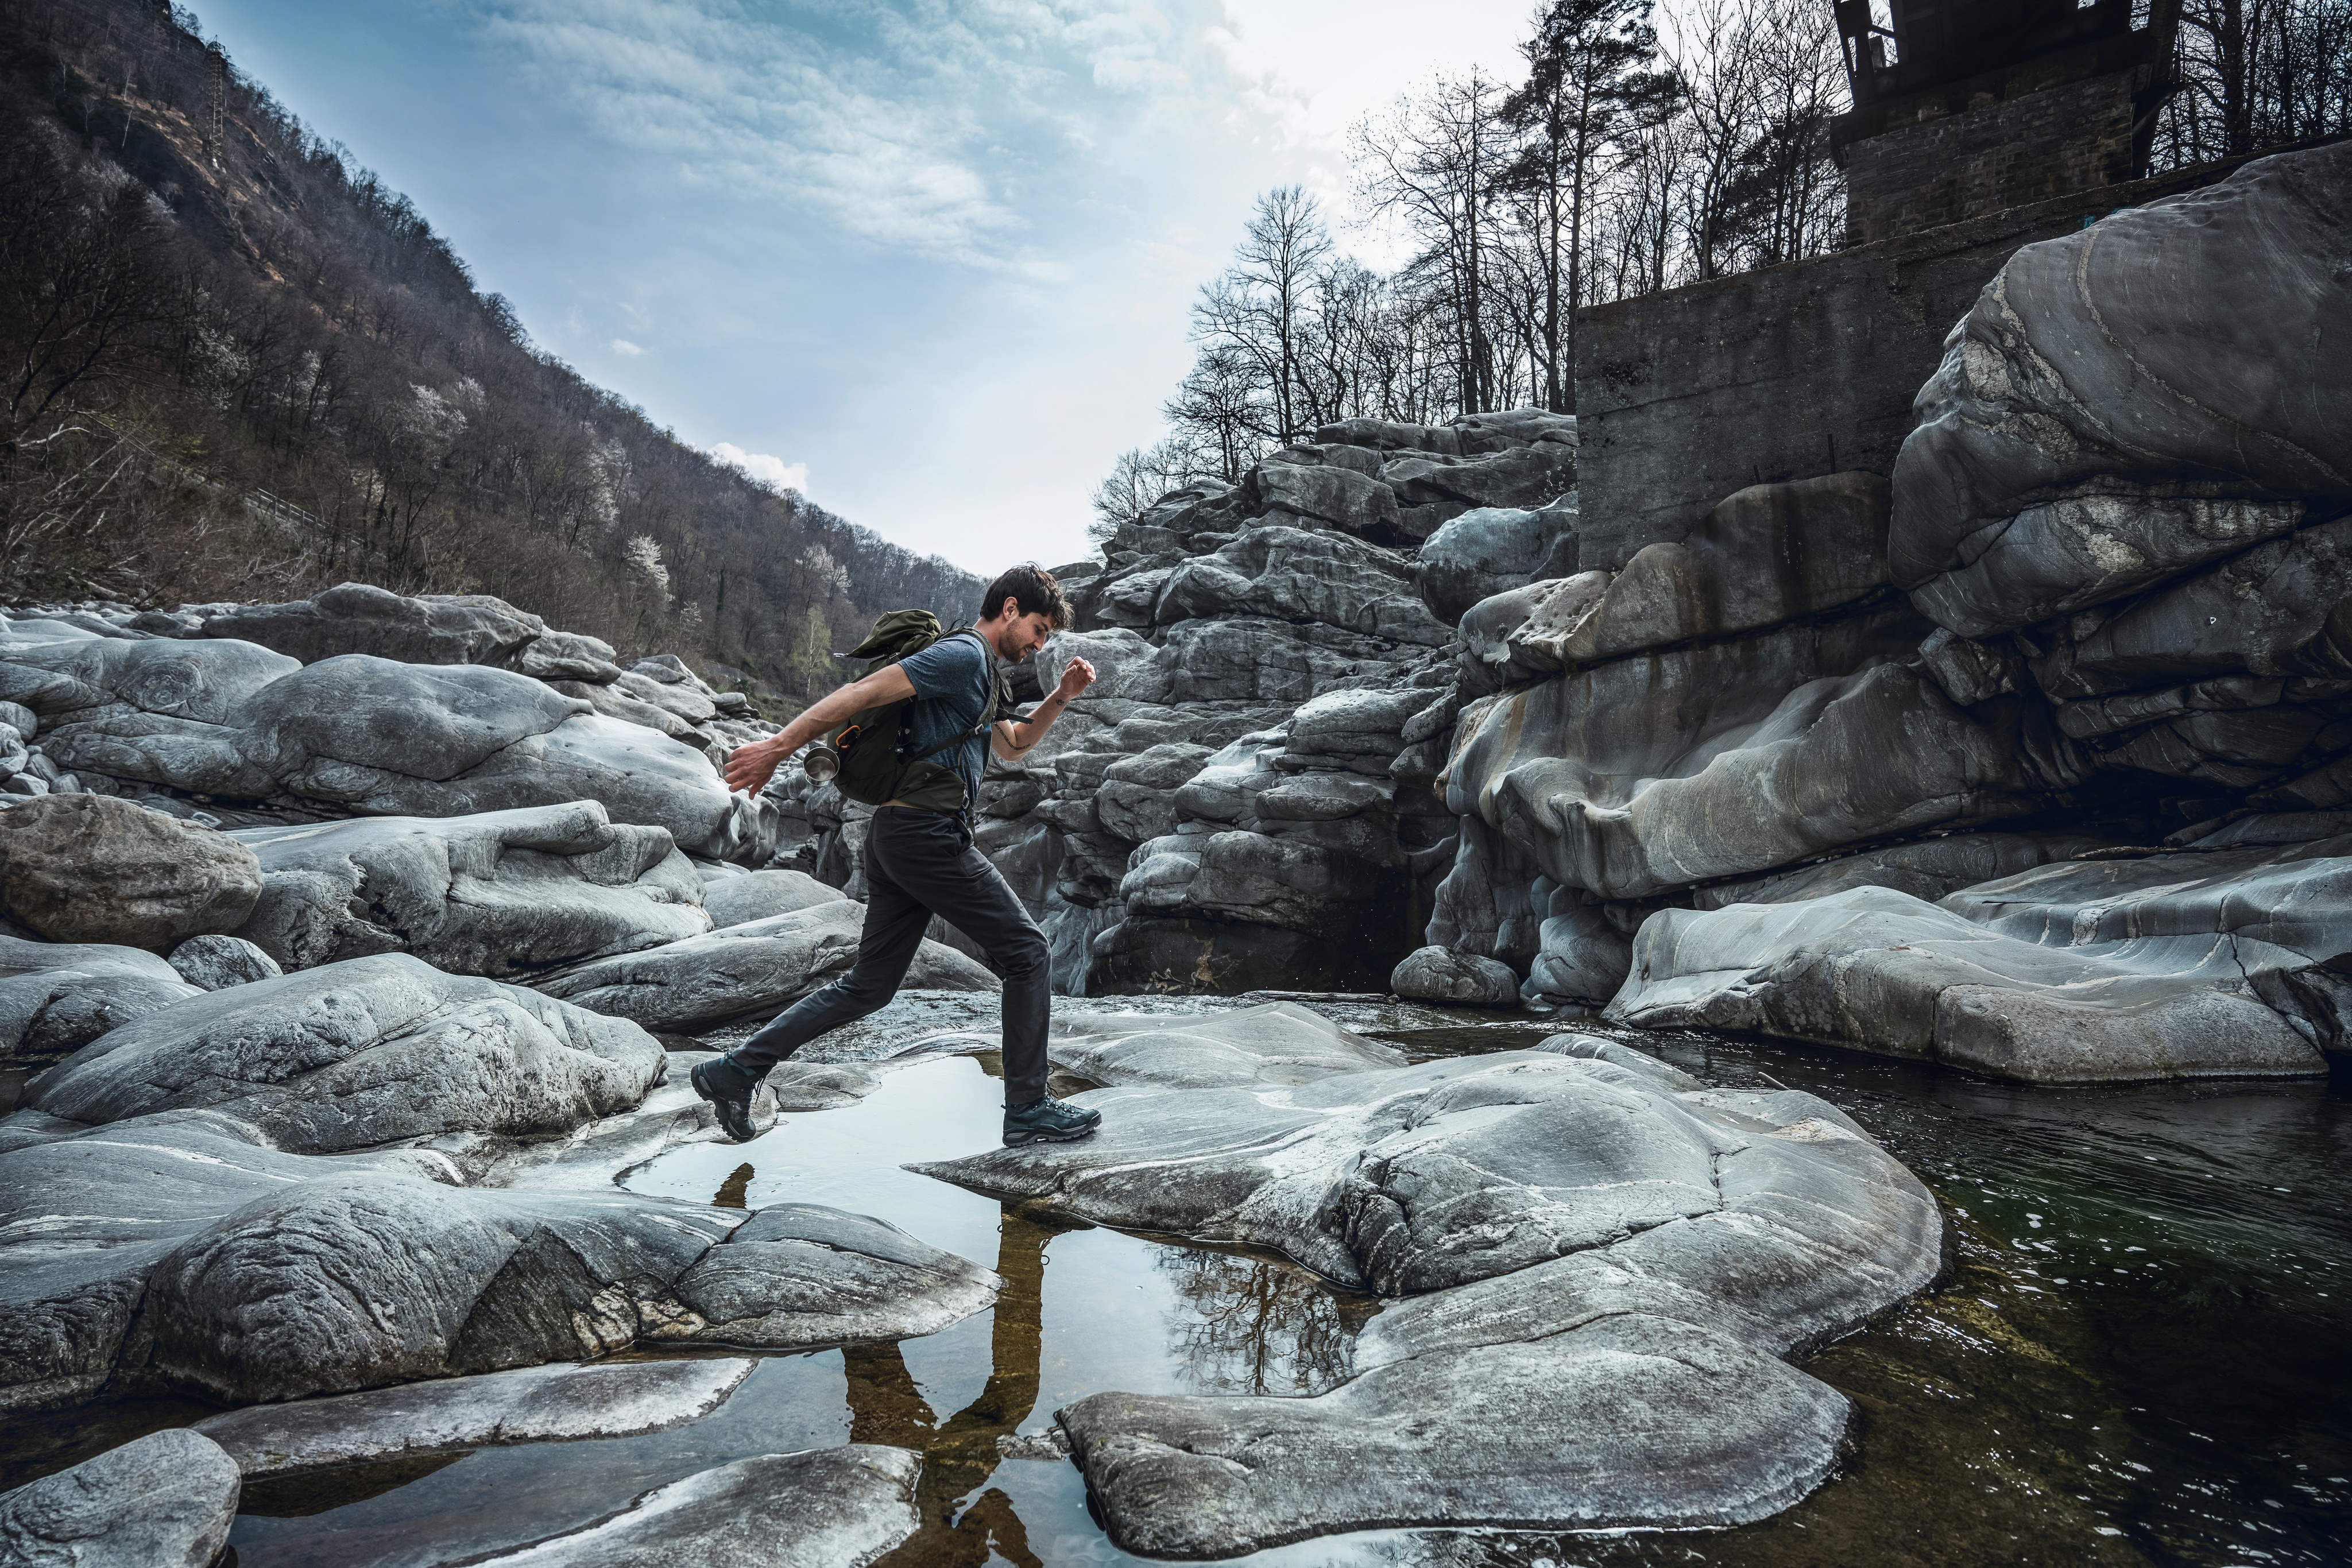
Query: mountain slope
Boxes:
[{"xmin": 0, "ymin": 0, "xmax": 979, "ymax": 706}]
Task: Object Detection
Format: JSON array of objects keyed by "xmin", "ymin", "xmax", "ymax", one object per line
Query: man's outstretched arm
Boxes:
[
  {"xmin": 724, "ymin": 664, "xmax": 918, "ymax": 795},
  {"xmin": 992, "ymin": 657, "xmax": 1096, "ymax": 763}
]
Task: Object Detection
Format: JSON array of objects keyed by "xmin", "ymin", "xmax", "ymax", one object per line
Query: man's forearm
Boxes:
[{"xmin": 1008, "ymin": 689, "xmax": 1074, "ymax": 751}]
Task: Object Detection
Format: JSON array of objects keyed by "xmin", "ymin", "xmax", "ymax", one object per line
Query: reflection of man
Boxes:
[
  {"xmin": 697, "ymin": 565, "xmax": 1102, "ymax": 1152},
  {"xmin": 844, "ymin": 1206, "xmax": 1063, "ymax": 1568}
]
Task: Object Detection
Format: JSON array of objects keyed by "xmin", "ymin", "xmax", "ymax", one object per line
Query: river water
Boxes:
[{"xmin": 6, "ymin": 1001, "xmax": 2345, "ymax": 1566}]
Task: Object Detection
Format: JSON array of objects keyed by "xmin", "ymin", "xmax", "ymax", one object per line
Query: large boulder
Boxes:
[
  {"xmin": 0, "ymin": 1428, "xmax": 239, "ymax": 1568},
  {"xmin": 1891, "ymin": 142, "xmax": 2352, "ymax": 590},
  {"xmin": 0, "ymin": 795, "xmax": 262, "ymax": 951},
  {"xmin": 229, "ymin": 803, "xmax": 710, "ymax": 976},
  {"xmin": 1043, "ymin": 1000, "xmax": 1406, "ymax": 1087},
  {"xmin": 1443, "ymin": 607, "xmax": 2083, "ymax": 900},
  {"xmin": 1610, "ymin": 882, "xmax": 2331, "ymax": 1082},
  {"xmin": 1418, "ymin": 505, "xmax": 1574, "ymax": 625},
  {"xmin": 21, "ymin": 953, "xmax": 667, "ymax": 1152},
  {"xmin": 653, "ymin": 1203, "xmax": 1001, "ymax": 1350},
  {"xmin": 1390, "ymin": 944, "xmax": 1519, "ymax": 1006},
  {"xmin": 0, "ymin": 1114, "xmax": 430, "ymax": 1412},
  {"xmin": 0, "ymin": 934, "xmax": 198, "ymax": 1067},
  {"xmin": 533, "ymin": 899, "xmax": 996, "ymax": 1031},
  {"xmin": 1060, "ymin": 1316, "xmax": 1848, "ymax": 1558},
  {"xmin": 196, "ymin": 582, "xmax": 547, "ymax": 667},
  {"xmin": 1546, "ymin": 472, "xmax": 1891, "ymax": 666},
  {"xmin": 165, "ymin": 934, "xmax": 282, "ymax": 990},
  {"xmin": 700, "ymin": 867, "xmax": 842, "ymax": 928},
  {"xmin": 0, "ymin": 637, "xmax": 296, "ymax": 799}
]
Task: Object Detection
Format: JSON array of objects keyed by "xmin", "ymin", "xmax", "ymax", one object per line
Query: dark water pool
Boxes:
[{"xmin": 6, "ymin": 1016, "xmax": 2346, "ymax": 1567}]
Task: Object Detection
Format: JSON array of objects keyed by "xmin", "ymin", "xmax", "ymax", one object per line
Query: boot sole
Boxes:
[{"xmin": 1002, "ymin": 1122, "xmax": 1101, "ymax": 1147}]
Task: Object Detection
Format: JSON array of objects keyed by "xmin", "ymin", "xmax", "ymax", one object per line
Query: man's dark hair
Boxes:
[{"xmin": 978, "ymin": 563, "xmax": 1074, "ymax": 630}]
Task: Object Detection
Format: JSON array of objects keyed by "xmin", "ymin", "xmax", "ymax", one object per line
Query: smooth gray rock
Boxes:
[
  {"xmin": 1059, "ymin": 1314, "xmax": 1848, "ymax": 1558},
  {"xmin": 1250, "ymin": 459, "xmax": 1403, "ymax": 540},
  {"xmin": 1891, "ymin": 142, "xmax": 2352, "ymax": 587},
  {"xmin": 1418, "ymin": 506, "xmax": 1559, "ymax": 624},
  {"xmin": 701, "ymin": 868, "xmax": 841, "ymax": 928},
  {"xmin": 653, "ymin": 1203, "xmax": 1001, "ymax": 1350},
  {"xmin": 1096, "ymin": 742, "xmax": 1214, "ymax": 842},
  {"xmin": 1909, "ymin": 493, "xmax": 2305, "ymax": 638},
  {"xmin": 23, "ymin": 953, "xmax": 666, "ymax": 1152},
  {"xmin": 0, "ymin": 794, "xmax": 262, "ymax": 951},
  {"xmin": 1550, "ymin": 472, "xmax": 1891, "ymax": 666},
  {"xmin": 1156, "ymin": 526, "xmax": 1448, "ymax": 645},
  {"xmin": 1120, "ymin": 831, "xmax": 1389, "ymax": 935},
  {"xmin": 164, "ymin": 934, "xmax": 282, "ymax": 990},
  {"xmin": 0, "ymin": 935, "xmax": 198, "ymax": 1067},
  {"xmin": 0, "ymin": 637, "xmax": 295, "ymax": 799},
  {"xmin": 1390, "ymin": 945, "xmax": 1519, "ymax": 1006},
  {"xmin": 194, "ymin": 1357, "xmax": 757, "ymax": 1478},
  {"xmin": 1522, "ymin": 902, "xmax": 1633, "ymax": 1006},
  {"xmin": 477, "ymin": 1446, "xmax": 920, "ymax": 1568},
  {"xmin": 533, "ymin": 900, "xmax": 996, "ymax": 1032},
  {"xmin": 1444, "ymin": 607, "xmax": 2083, "ymax": 900},
  {"xmin": 1611, "ymin": 882, "xmax": 2331, "ymax": 1081},
  {"xmin": 1043, "ymin": 1001, "xmax": 1406, "ymax": 1088},
  {"xmin": 136, "ymin": 1171, "xmax": 737, "ymax": 1403},
  {"xmin": 920, "ymin": 1053, "xmax": 1751, "ymax": 1295},
  {"xmin": 1684, "ymin": 831, "xmax": 2111, "ymax": 911},
  {"xmin": 198, "ymin": 582, "xmax": 547, "ymax": 668},
  {"xmin": 0, "ymin": 1428, "xmax": 239, "ymax": 1567},
  {"xmin": 0, "ymin": 1113, "xmax": 438, "ymax": 1412},
  {"xmin": 229, "ymin": 803, "xmax": 710, "ymax": 975}
]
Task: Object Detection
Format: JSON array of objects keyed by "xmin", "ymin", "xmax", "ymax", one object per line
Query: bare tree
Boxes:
[
  {"xmin": 1353, "ymin": 69, "xmax": 1512, "ymax": 416},
  {"xmin": 1499, "ymin": 0, "xmax": 1677, "ymax": 412}
]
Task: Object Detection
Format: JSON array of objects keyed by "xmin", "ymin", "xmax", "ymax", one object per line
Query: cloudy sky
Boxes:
[{"xmin": 192, "ymin": 0, "xmax": 1539, "ymax": 572}]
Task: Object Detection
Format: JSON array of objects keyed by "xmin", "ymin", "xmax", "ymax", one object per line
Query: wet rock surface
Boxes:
[
  {"xmin": 0, "ymin": 1428, "xmax": 239, "ymax": 1567},
  {"xmin": 473, "ymin": 1445, "xmax": 921, "ymax": 1567},
  {"xmin": 918, "ymin": 1008, "xmax": 1937, "ymax": 1550},
  {"xmin": 194, "ymin": 1358, "xmax": 757, "ymax": 1478}
]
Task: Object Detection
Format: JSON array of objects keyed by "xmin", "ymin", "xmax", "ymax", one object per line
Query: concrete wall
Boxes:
[
  {"xmin": 1844, "ymin": 71, "xmax": 2138, "ymax": 245},
  {"xmin": 1571, "ymin": 152, "xmax": 2291, "ymax": 574}
]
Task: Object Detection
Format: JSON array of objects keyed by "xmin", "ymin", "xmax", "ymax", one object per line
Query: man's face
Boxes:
[{"xmin": 997, "ymin": 610, "xmax": 1055, "ymax": 662}]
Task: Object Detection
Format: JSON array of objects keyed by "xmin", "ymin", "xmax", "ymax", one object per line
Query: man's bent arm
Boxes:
[
  {"xmin": 993, "ymin": 656, "xmax": 1096, "ymax": 762},
  {"xmin": 724, "ymin": 664, "xmax": 917, "ymax": 795}
]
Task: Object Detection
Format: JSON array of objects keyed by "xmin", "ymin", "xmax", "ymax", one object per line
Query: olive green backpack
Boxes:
[{"xmin": 825, "ymin": 610, "xmax": 1009, "ymax": 812}]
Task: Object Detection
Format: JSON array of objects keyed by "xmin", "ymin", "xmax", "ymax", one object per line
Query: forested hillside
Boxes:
[{"xmin": 0, "ymin": 0, "xmax": 979, "ymax": 706}]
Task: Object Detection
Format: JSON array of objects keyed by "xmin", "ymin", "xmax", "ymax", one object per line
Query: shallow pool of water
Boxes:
[{"xmin": 9, "ymin": 1009, "xmax": 2346, "ymax": 1566}]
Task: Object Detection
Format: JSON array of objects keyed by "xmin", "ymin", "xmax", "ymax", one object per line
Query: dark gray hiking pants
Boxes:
[{"xmin": 721, "ymin": 806, "xmax": 1051, "ymax": 1106}]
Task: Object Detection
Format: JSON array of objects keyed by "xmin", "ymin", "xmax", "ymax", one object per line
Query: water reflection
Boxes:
[
  {"xmin": 860, "ymin": 1206, "xmax": 1068, "ymax": 1567},
  {"xmin": 1153, "ymin": 1246, "xmax": 1370, "ymax": 1397}
]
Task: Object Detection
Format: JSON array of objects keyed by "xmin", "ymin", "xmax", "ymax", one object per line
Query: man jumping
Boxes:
[{"xmin": 694, "ymin": 564, "xmax": 1102, "ymax": 1149}]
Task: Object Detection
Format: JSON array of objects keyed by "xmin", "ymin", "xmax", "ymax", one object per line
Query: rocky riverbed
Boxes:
[{"xmin": 0, "ymin": 138, "xmax": 2347, "ymax": 1565}]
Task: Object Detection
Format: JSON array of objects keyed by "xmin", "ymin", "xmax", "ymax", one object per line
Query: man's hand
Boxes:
[
  {"xmin": 724, "ymin": 736, "xmax": 792, "ymax": 796},
  {"xmin": 1054, "ymin": 656, "xmax": 1098, "ymax": 702}
]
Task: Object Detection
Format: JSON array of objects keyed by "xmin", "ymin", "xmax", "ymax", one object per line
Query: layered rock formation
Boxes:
[{"xmin": 825, "ymin": 412, "xmax": 1579, "ymax": 996}]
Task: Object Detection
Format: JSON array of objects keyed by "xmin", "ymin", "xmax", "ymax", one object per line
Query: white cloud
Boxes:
[
  {"xmin": 710, "ymin": 442, "xmax": 808, "ymax": 494},
  {"xmin": 610, "ymin": 338, "xmax": 645, "ymax": 356}
]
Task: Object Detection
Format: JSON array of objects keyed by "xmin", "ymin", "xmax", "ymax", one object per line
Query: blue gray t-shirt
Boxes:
[{"xmin": 896, "ymin": 629, "xmax": 996, "ymax": 813}]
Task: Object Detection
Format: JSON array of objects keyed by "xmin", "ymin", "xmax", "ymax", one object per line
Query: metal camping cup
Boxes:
[{"xmin": 800, "ymin": 742, "xmax": 841, "ymax": 784}]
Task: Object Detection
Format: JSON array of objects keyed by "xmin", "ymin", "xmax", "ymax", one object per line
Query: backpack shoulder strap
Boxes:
[{"xmin": 899, "ymin": 629, "xmax": 1001, "ymax": 762}]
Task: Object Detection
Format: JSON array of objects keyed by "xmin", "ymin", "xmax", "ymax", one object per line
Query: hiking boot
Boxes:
[
  {"xmin": 690, "ymin": 1058, "xmax": 760, "ymax": 1143},
  {"xmin": 1003, "ymin": 1094, "xmax": 1101, "ymax": 1147}
]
